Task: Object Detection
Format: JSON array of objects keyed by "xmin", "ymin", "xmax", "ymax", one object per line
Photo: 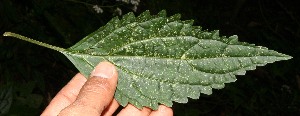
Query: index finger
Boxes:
[
  {"xmin": 59, "ymin": 61, "xmax": 118, "ymax": 115},
  {"xmin": 41, "ymin": 73, "xmax": 87, "ymax": 116}
]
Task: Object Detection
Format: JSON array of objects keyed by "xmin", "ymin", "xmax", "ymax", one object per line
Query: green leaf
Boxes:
[{"xmin": 3, "ymin": 10, "xmax": 292, "ymax": 110}]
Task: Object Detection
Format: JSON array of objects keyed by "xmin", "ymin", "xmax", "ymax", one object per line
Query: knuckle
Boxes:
[{"xmin": 83, "ymin": 77, "xmax": 112, "ymax": 93}]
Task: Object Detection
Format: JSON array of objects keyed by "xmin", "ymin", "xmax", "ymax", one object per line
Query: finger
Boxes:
[
  {"xmin": 102, "ymin": 99, "xmax": 120, "ymax": 116},
  {"xmin": 149, "ymin": 105, "xmax": 173, "ymax": 116},
  {"xmin": 41, "ymin": 73, "xmax": 87, "ymax": 116},
  {"xmin": 117, "ymin": 104, "xmax": 152, "ymax": 116},
  {"xmin": 59, "ymin": 61, "xmax": 118, "ymax": 116}
]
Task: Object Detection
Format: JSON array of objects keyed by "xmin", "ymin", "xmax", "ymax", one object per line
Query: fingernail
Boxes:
[{"xmin": 90, "ymin": 62, "xmax": 115, "ymax": 78}]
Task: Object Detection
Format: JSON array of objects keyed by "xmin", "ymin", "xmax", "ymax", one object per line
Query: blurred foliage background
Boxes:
[{"xmin": 0, "ymin": 0, "xmax": 299, "ymax": 115}]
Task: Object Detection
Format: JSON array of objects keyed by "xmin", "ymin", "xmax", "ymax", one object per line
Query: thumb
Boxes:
[{"xmin": 59, "ymin": 61, "xmax": 118, "ymax": 116}]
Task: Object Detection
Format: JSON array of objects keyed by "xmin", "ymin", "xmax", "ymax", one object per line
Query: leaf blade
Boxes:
[
  {"xmin": 4, "ymin": 10, "xmax": 290, "ymax": 110},
  {"xmin": 61, "ymin": 10, "xmax": 291, "ymax": 110}
]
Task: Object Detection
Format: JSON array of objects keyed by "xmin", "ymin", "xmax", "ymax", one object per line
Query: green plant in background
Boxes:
[
  {"xmin": 3, "ymin": 10, "xmax": 292, "ymax": 110},
  {"xmin": 0, "ymin": 85, "xmax": 13, "ymax": 115},
  {"xmin": 66, "ymin": 0, "xmax": 140, "ymax": 15}
]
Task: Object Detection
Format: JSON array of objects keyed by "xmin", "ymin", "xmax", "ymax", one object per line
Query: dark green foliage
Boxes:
[{"xmin": 4, "ymin": 10, "xmax": 291, "ymax": 110}]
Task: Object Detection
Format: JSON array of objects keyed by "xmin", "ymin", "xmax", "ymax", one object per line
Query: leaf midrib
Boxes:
[
  {"xmin": 65, "ymin": 50, "xmax": 287, "ymax": 62},
  {"xmin": 64, "ymin": 50, "xmax": 284, "ymax": 85}
]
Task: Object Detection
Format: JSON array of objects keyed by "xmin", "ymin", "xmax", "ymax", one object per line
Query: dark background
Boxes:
[{"xmin": 0, "ymin": 0, "xmax": 299, "ymax": 115}]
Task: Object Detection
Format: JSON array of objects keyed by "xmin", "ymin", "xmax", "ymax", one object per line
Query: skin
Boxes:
[{"xmin": 41, "ymin": 61, "xmax": 173, "ymax": 116}]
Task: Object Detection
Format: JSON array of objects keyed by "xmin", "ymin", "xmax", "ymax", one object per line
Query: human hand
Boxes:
[{"xmin": 41, "ymin": 61, "xmax": 173, "ymax": 116}]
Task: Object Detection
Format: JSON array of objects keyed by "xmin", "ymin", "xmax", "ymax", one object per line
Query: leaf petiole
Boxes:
[{"xmin": 3, "ymin": 32, "xmax": 66, "ymax": 52}]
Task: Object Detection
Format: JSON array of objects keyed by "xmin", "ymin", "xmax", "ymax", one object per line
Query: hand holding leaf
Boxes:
[{"xmin": 3, "ymin": 10, "xmax": 292, "ymax": 110}]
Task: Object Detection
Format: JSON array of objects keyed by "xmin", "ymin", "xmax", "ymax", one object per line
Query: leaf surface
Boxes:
[
  {"xmin": 3, "ymin": 10, "xmax": 292, "ymax": 110},
  {"xmin": 60, "ymin": 10, "xmax": 292, "ymax": 109}
]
